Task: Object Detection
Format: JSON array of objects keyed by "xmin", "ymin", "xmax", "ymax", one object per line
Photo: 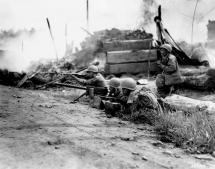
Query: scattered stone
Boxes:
[
  {"xmin": 120, "ymin": 137, "xmax": 136, "ymax": 141},
  {"xmin": 110, "ymin": 143, "xmax": 115, "ymax": 146},
  {"xmin": 162, "ymin": 150, "xmax": 173, "ymax": 156},
  {"xmin": 174, "ymin": 154, "xmax": 181, "ymax": 158},
  {"xmin": 141, "ymin": 156, "xmax": 148, "ymax": 161},
  {"xmin": 137, "ymin": 127, "xmax": 145, "ymax": 131},
  {"xmin": 132, "ymin": 152, "xmax": 140, "ymax": 156},
  {"xmin": 152, "ymin": 141, "xmax": 166, "ymax": 148},
  {"xmin": 194, "ymin": 155, "xmax": 213, "ymax": 161},
  {"xmin": 38, "ymin": 104, "xmax": 53, "ymax": 108},
  {"xmin": 47, "ymin": 140, "xmax": 62, "ymax": 146},
  {"xmin": 47, "ymin": 141, "xmax": 52, "ymax": 145},
  {"xmin": 12, "ymin": 95, "xmax": 22, "ymax": 98}
]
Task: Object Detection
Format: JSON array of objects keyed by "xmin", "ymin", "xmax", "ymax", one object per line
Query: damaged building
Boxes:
[{"xmin": 207, "ymin": 20, "xmax": 215, "ymax": 41}]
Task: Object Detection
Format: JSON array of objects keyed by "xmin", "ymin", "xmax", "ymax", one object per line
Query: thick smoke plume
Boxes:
[
  {"xmin": 139, "ymin": 0, "xmax": 157, "ymax": 27},
  {"xmin": 0, "ymin": 28, "xmax": 64, "ymax": 72}
]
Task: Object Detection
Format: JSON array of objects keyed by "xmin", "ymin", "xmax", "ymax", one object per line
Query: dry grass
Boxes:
[{"xmin": 154, "ymin": 110, "xmax": 215, "ymax": 154}]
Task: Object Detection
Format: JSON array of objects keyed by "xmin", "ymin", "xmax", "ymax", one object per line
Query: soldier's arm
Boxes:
[
  {"xmin": 71, "ymin": 75, "xmax": 86, "ymax": 84},
  {"xmin": 163, "ymin": 57, "xmax": 177, "ymax": 73},
  {"xmin": 72, "ymin": 74, "xmax": 98, "ymax": 86},
  {"xmin": 156, "ymin": 60, "xmax": 165, "ymax": 69},
  {"xmin": 84, "ymin": 78, "xmax": 97, "ymax": 86}
]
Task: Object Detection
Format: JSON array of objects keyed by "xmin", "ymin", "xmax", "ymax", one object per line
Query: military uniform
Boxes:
[
  {"xmin": 131, "ymin": 87, "xmax": 161, "ymax": 124},
  {"xmin": 82, "ymin": 73, "xmax": 107, "ymax": 88},
  {"xmin": 108, "ymin": 88, "xmax": 121, "ymax": 97},
  {"xmin": 105, "ymin": 78, "xmax": 137, "ymax": 118},
  {"xmin": 72, "ymin": 66, "xmax": 108, "ymax": 106},
  {"xmin": 156, "ymin": 45, "xmax": 183, "ymax": 97}
]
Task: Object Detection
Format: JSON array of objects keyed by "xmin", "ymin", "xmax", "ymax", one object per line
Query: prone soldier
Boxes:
[
  {"xmin": 71, "ymin": 65, "xmax": 107, "ymax": 88},
  {"xmin": 103, "ymin": 77, "xmax": 137, "ymax": 117},
  {"xmin": 108, "ymin": 77, "xmax": 122, "ymax": 98},
  {"xmin": 72, "ymin": 65, "xmax": 108, "ymax": 96}
]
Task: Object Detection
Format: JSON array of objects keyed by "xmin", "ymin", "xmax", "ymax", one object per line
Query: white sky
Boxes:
[
  {"xmin": 0, "ymin": 0, "xmax": 143, "ymax": 46},
  {"xmin": 1, "ymin": 0, "xmax": 215, "ymax": 43}
]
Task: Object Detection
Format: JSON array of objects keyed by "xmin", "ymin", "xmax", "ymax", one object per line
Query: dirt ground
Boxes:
[{"xmin": 1, "ymin": 85, "xmax": 215, "ymax": 169}]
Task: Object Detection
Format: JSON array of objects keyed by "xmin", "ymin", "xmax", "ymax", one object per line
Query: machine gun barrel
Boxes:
[{"xmin": 54, "ymin": 82, "xmax": 86, "ymax": 90}]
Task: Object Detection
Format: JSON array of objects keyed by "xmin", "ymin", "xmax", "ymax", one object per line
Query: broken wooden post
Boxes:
[{"xmin": 16, "ymin": 70, "xmax": 40, "ymax": 88}]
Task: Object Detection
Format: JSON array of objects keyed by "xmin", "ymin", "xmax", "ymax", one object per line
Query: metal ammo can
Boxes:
[{"xmin": 88, "ymin": 87, "xmax": 94, "ymax": 99}]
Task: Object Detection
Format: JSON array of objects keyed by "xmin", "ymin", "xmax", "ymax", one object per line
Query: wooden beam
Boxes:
[
  {"xmin": 107, "ymin": 50, "xmax": 157, "ymax": 64},
  {"xmin": 103, "ymin": 39, "xmax": 153, "ymax": 51},
  {"xmin": 105, "ymin": 61, "xmax": 159, "ymax": 74}
]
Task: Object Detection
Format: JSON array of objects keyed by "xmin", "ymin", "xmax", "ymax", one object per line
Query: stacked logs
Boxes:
[
  {"xmin": 103, "ymin": 39, "xmax": 160, "ymax": 75},
  {"xmin": 180, "ymin": 67, "xmax": 215, "ymax": 91}
]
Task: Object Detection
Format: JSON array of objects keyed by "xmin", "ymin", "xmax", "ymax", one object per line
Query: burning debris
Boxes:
[{"xmin": 73, "ymin": 28, "xmax": 153, "ymax": 68}]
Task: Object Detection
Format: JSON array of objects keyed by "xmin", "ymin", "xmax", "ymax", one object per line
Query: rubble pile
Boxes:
[
  {"xmin": 0, "ymin": 67, "xmax": 83, "ymax": 89},
  {"xmin": 91, "ymin": 28, "xmax": 153, "ymax": 41},
  {"xmin": 0, "ymin": 69, "xmax": 25, "ymax": 86},
  {"xmin": 73, "ymin": 28, "xmax": 153, "ymax": 68},
  {"xmin": 0, "ymin": 68, "xmax": 48, "ymax": 88},
  {"xmin": 0, "ymin": 54, "xmax": 78, "ymax": 88}
]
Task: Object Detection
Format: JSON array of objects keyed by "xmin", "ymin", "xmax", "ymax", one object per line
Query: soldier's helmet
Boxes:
[
  {"xmin": 160, "ymin": 44, "xmax": 172, "ymax": 53},
  {"xmin": 121, "ymin": 78, "xmax": 137, "ymax": 91},
  {"xmin": 109, "ymin": 78, "xmax": 121, "ymax": 88},
  {"xmin": 87, "ymin": 65, "xmax": 99, "ymax": 73}
]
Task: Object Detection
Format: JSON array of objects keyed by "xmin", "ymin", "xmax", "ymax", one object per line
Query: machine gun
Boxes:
[
  {"xmin": 39, "ymin": 72, "xmax": 87, "ymax": 78},
  {"xmin": 53, "ymin": 82, "xmax": 108, "ymax": 103}
]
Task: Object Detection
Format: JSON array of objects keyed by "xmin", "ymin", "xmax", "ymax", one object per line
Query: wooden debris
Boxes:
[
  {"xmin": 106, "ymin": 49, "xmax": 157, "ymax": 64},
  {"xmin": 183, "ymin": 74, "xmax": 215, "ymax": 90},
  {"xmin": 180, "ymin": 66, "xmax": 208, "ymax": 76},
  {"xmin": 35, "ymin": 76, "xmax": 65, "ymax": 89},
  {"xmin": 16, "ymin": 70, "xmax": 40, "ymax": 88},
  {"xmin": 103, "ymin": 39, "xmax": 153, "ymax": 51},
  {"xmin": 105, "ymin": 62, "xmax": 159, "ymax": 75}
]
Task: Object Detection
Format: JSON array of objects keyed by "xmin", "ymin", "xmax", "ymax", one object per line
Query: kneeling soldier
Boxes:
[{"xmin": 156, "ymin": 44, "xmax": 183, "ymax": 98}]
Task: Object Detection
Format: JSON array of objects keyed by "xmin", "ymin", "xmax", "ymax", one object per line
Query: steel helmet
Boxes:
[
  {"xmin": 121, "ymin": 78, "xmax": 137, "ymax": 91},
  {"xmin": 87, "ymin": 65, "xmax": 99, "ymax": 73},
  {"xmin": 109, "ymin": 78, "xmax": 121, "ymax": 88},
  {"xmin": 160, "ymin": 44, "xmax": 172, "ymax": 53}
]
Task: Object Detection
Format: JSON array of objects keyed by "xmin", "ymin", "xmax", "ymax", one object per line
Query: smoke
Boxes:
[
  {"xmin": 139, "ymin": 0, "xmax": 158, "ymax": 27},
  {"xmin": 0, "ymin": 28, "xmax": 64, "ymax": 72},
  {"xmin": 157, "ymin": 0, "xmax": 215, "ymax": 43}
]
